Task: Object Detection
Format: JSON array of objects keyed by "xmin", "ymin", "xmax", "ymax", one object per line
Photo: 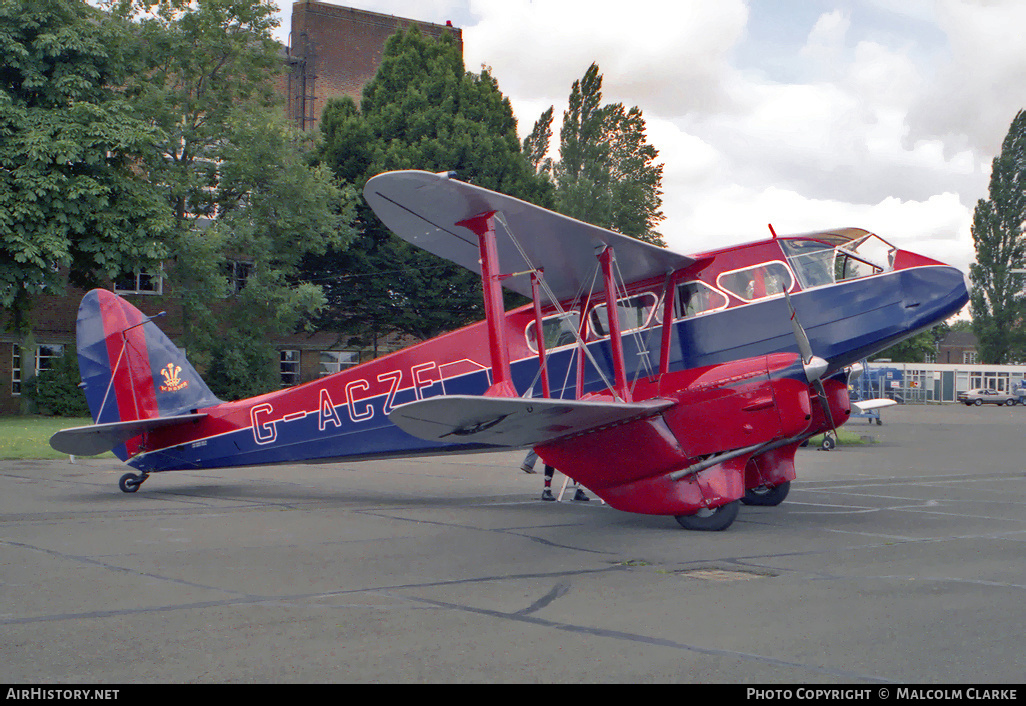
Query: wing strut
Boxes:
[
  {"xmin": 658, "ymin": 270, "xmax": 676, "ymax": 376},
  {"xmin": 530, "ymin": 271, "xmax": 551, "ymax": 398},
  {"xmin": 599, "ymin": 246, "xmax": 631, "ymax": 402},
  {"xmin": 456, "ymin": 211, "xmax": 517, "ymax": 398}
]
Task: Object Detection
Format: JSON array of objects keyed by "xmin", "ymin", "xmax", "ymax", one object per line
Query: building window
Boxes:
[
  {"xmin": 280, "ymin": 349, "xmax": 300, "ymax": 387},
  {"xmin": 319, "ymin": 351, "xmax": 360, "ymax": 377},
  {"xmin": 963, "ymin": 351, "xmax": 978, "ymax": 365},
  {"xmin": 11, "ymin": 344, "xmax": 65, "ymax": 396},
  {"xmin": 226, "ymin": 259, "xmax": 253, "ymax": 295},
  {"xmin": 11, "ymin": 346, "xmax": 20, "ymax": 396},
  {"xmin": 114, "ymin": 269, "xmax": 163, "ymax": 295},
  {"xmin": 924, "ymin": 352, "xmax": 936, "ymax": 364}
]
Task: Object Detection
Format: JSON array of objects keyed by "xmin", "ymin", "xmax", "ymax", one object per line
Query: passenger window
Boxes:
[
  {"xmin": 717, "ymin": 262, "xmax": 793, "ymax": 302},
  {"xmin": 589, "ymin": 293, "xmax": 658, "ymax": 338},
  {"xmin": 525, "ymin": 311, "xmax": 581, "ymax": 353},
  {"xmin": 674, "ymin": 281, "xmax": 728, "ymax": 320}
]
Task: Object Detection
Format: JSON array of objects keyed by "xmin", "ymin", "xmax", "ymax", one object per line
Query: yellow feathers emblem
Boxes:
[{"xmin": 158, "ymin": 363, "xmax": 188, "ymax": 393}]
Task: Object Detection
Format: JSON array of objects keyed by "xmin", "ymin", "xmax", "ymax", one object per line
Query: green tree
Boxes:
[
  {"xmin": 873, "ymin": 319, "xmax": 954, "ymax": 363},
  {"xmin": 21, "ymin": 346, "xmax": 89, "ymax": 416},
  {"xmin": 0, "ymin": 0, "xmax": 173, "ymax": 410},
  {"xmin": 522, "ymin": 105, "xmax": 554, "ymax": 176},
  {"xmin": 969, "ymin": 109, "xmax": 1026, "ymax": 364},
  {"xmin": 192, "ymin": 111, "xmax": 356, "ymax": 398},
  {"xmin": 113, "ymin": 0, "xmax": 354, "ymax": 397},
  {"xmin": 312, "ymin": 26, "xmax": 554, "ymax": 343},
  {"xmin": 535, "ymin": 63, "xmax": 665, "ymax": 246}
]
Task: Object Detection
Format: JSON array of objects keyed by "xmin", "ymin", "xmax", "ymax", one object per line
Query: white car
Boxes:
[{"xmin": 958, "ymin": 389, "xmax": 1019, "ymax": 406}]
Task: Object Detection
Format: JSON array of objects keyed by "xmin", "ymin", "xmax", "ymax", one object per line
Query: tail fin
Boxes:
[{"xmin": 72, "ymin": 289, "xmax": 221, "ymax": 458}]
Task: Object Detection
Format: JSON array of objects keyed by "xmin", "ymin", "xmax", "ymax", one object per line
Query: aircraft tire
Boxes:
[
  {"xmin": 119, "ymin": 473, "xmax": 142, "ymax": 493},
  {"xmin": 674, "ymin": 500, "xmax": 740, "ymax": 531},
  {"xmin": 821, "ymin": 435, "xmax": 836, "ymax": 450},
  {"xmin": 741, "ymin": 481, "xmax": 790, "ymax": 507}
]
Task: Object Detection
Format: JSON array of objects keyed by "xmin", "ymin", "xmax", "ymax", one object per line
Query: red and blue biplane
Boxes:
[{"xmin": 50, "ymin": 170, "xmax": 969, "ymax": 530}]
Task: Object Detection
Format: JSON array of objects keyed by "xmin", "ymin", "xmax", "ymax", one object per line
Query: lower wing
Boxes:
[{"xmin": 389, "ymin": 396, "xmax": 673, "ymax": 448}]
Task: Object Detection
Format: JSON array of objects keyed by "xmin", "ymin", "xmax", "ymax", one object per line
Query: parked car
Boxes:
[{"xmin": 958, "ymin": 388, "xmax": 1019, "ymax": 406}]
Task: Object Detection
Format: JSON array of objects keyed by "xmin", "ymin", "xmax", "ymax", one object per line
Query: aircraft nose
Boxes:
[{"xmin": 902, "ymin": 264, "xmax": 970, "ymax": 330}]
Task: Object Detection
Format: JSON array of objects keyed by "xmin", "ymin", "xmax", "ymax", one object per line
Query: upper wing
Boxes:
[
  {"xmin": 49, "ymin": 413, "xmax": 207, "ymax": 456},
  {"xmin": 389, "ymin": 395, "xmax": 673, "ymax": 448},
  {"xmin": 363, "ymin": 170, "xmax": 697, "ymax": 304}
]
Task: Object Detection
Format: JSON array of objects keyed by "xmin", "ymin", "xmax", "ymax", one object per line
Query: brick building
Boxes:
[
  {"xmin": 285, "ymin": 1, "xmax": 462, "ymax": 130},
  {"xmin": 935, "ymin": 330, "xmax": 979, "ymax": 365},
  {"xmin": 0, "ymin": 3, "xmax": 460, "ymax": 414}
]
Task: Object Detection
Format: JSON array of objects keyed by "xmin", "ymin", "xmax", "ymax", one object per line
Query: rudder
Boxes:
[{"xmin": 76, "ymin": 289, "xmax": 221, "ymax": 458}]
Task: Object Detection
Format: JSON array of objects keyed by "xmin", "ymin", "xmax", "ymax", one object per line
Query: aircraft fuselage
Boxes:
[{"xmin": 127, "ymin": 234, "xmax": 967, "ymax": 475}]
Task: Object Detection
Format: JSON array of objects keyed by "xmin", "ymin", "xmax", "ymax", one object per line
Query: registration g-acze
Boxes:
[{"xmin": 50, "ymin": 170, "xmax": 969, "ymax": 531}]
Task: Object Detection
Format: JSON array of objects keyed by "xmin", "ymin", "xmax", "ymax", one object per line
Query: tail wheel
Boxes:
[
  {"xmin": 118, "ymin": 473, "xmax": 146, "ymax": 493},
  {"xmin": 675, "ymin": 500, "xmax": 740, "ymax": 531},
  {"xmin": 741, "ymin": 481, "xmax": 790, "ymax": 506}
]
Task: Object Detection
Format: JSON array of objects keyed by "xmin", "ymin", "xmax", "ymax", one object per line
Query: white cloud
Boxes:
[
  {"xmin": 464, "ymin": 0, "xmax": 748, "ymax": 117},
  {"xmin": 664, "ymin": 185, "xmax": 974, "ymax": 275},
  {"xmin": 906, "ymin": 0, "xmax": 1026, "ymax": 156},
  {"xmin": 272, "ymin": 0, "xmax": 1023, "ymax": 282},
  {"xmin": 800, "ymin": 9, "xmax": 851, "ymax": 70}
]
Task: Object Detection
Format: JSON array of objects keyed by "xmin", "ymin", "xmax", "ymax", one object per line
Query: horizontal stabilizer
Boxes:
[
  {"xmin": 49, "ymin": 413, "xmax": 207, "ymax": 457},
  {"xmin": 389, "ymin": 395, "xmax": 673, "ymax": 448},
  {"xmin": 852, "ymin": 398, "xmax": 897, "ymax": 413}
]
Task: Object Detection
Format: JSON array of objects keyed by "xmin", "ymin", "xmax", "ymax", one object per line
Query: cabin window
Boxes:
[
  {"xmin": 716, "ymin": 262, "xmax": 794, "ymax": 302},
  {"xmin": 836, "ymin": 234, "xmax": 893, "ymax": 281},
  {"xmin": 674, "ymin": 281, "xmax": 728, "ymax": 319},
  {"xmin": 589, "ymin": 293, "xmax": 658, "ymax": 338},
  {"xmin": 779, "ymin": 240, "xmax": 836, "ymax": 288},
  {"xmin": 525, "ymin": 311, "xmax": 581, "ymax": 353},
  {"xmin": 781, "ymin": 234, "xmax": 894, "ymax": 289}
]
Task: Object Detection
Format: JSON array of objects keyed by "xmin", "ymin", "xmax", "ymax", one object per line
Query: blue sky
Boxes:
[{"xmin": 271, "ymin": 1, "xmax": 1026, "ymax": 283}]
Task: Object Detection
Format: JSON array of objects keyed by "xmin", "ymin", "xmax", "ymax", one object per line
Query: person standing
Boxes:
[{"xmin": 522, "ymin": 451, "xmax": 588, "ymax": 501}]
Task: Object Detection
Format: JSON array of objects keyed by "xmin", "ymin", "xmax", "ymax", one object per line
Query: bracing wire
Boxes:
[{"xmin": 492, "ymin": 212, "xmax": 621, "ymax": 400}]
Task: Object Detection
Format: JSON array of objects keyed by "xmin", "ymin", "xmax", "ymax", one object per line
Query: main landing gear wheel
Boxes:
[
  {"xmin": 820, "ymin": 434, "xmax": 836, "ymax": 450},
  {"xmin": 118, "ymin": 473, "xmax": 147, "ymax": 493},
  {"xmin": 674, "ymin": 500, "xmax": 740, "ymax": 531},
  {"xmin": 741, "ymin": 481, "xmax": 791, "ymax": 507}
]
